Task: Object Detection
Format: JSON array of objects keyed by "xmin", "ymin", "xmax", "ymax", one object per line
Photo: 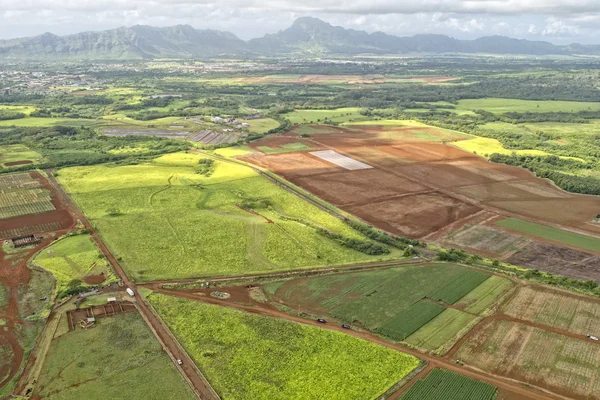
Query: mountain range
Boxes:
[{"xmin": 1, "ymin": 17, "xmax": 599, "ymax": 60}]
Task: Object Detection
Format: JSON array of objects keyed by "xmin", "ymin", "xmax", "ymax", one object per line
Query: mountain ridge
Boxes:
[{"xmin": 1, "ymin": 16, "xmax": 598, "ymax": 60}]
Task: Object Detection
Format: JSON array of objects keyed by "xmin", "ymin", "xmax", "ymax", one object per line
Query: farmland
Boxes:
[
  {"xmin": 148, "ymin": 293, "xmax": 420, "ymax": 400},
  {"xmin": 504, "ymin": 285, "xmax": 600, "ymax": 336},
  {"xmin": 454, "ymin": 319, "xmax": 600, "ymax": 399},
  {"xmin": 452, "ymin": 137, "xmax": 550, "ymax": 158},
  {"xmin": 455, "ymin": 98, "xmax": 600, "ymax": 114},
  {"xmin": 34, "ymin": 312, "xmax": 195, "ymax": 400},
  {"xmin": 57, "ymin": 152, "xmax": 399, "ymax": 281},
  {"xmin": 496, "ymin": 218, "xmax": 600, "ymax": 253},
  {"xmin": 0, "ymin": 144, "xmax": 43, "ymax": 167},
  {"xmin": 455, "ymin": 276, "xmax": 514, "ymax": 314},
  {"xmin": 0, "ymin": 172, "xmax": 73, "ymax": 240},
  {"xmin": 32, "ymin": 233, "xmax": 116, "ymax": 297},
  {"xmin": 283, "ymin": 108, "xmax": 370, "ymax": 124},
  {"xmin": 265, "ymin": 263, "xmax": 497, "ymax": 351},
  {"xmin": 400, "ymin": 369, "xmax": 498, "ymax": 400}
]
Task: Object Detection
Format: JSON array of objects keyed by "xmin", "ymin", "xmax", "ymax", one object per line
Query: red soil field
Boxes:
[
  {"xmin": 242, "ymin": 152, "xmax": 342, "ymax": 178},
  {"xmin": 4, "ymin": 160, "xmax": 33, "ymax": 166},
  {"xmin": 0, "ymin": 172, "xmax": 74, "ymax": 240}
]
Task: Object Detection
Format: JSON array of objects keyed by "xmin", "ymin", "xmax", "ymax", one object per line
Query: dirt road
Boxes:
[{"xmin": 45, "ymin": 170, "xmax": 219, "ymax": 400}]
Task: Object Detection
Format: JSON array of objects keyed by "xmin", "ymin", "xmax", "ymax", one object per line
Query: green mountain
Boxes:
[{"xmin": 1, "ymin": 17, "xmax": 599, "ymax": 60}]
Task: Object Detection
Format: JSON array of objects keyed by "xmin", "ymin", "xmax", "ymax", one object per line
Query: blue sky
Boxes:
[{"xmin": 1, "ymin": 0, "xmax": 599, "ymax": 44}]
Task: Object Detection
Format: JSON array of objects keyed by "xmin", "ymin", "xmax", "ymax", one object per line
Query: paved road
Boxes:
[{"xmin": 46, "ymin": 170, "xmax": 219, "ymax": 400}]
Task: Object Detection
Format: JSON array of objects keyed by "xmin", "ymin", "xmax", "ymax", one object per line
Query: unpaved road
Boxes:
[{"xmin": 46, "ymin": 170, "xmax": 219, "ymax": 400}]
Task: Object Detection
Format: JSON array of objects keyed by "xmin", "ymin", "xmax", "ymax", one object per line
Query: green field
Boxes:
[
  {"xmin": 405, "ymin": 309, "xmax": 477, "ymax": 351},
  {"xmin": 256, "ymin": 142, "xmax": 312, "ymax": 154},
  {"xmin": 496, "ymin": 218, "xmax": 600, "ymax": 253},
  {"xmin": 0, "ymin": 117, "xmax": 103, "ymax": 128},
  {"xmin": 58, "ymin": 153, "xmax": 396, "ymax": 281},
  {"xmin": 33, "ymin": 234, "xmax": 116, "ymax": 297},
  {"xmin": 455, "ymin": 276, "xmax": 513, "ymax": 314},
  {"xmin": 452, "ymin": 137, "xmax": 550, "ymax": 158},
  {"xmin": 456, "ymin": 98, "xmax": 600, "ymax": 114},
  {"xmin": 149, "ymin": 293, "xmax": 420, "ymax": 400},
  {"xmin": 0, "ymin": 144, "xmax": 43, "ymax": 167},
  {"xmin": 35, "ymin": 312, "xmax": 195, "ymax": 400},
  {"xmin": 0, "ymin": 172, "xmax": 55, "ymax": 220},
  {"xmin": 400, "ymin": 369, "xmax": 498, "ymax": 400},
  {"xmin": 284, "ymin": 108, "xmax": 370, "ymax": 124},
  {"xmin": 240, "ymin": 118, "xmax": 280, "ymax": 134},
  {"xmin": 265, "ymin": 264, "xmax": 495, "ymax": 344}
]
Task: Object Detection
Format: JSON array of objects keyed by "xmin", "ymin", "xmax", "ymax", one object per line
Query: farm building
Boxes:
[{"xmin": 11, "ymin": 234, "xmax": 41, "ymax": 248}]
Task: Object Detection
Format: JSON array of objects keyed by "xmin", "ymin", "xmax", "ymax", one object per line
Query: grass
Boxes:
[
  {"xmin": 400, "ymin": 369, "xmax": 498, "ymax": 400},
  {"xmin": 0, "ymin": 105, "xmax": 37, "ymax": 115},
  {"xmin": 496, "ymin": 218, "xmax": 600, "ymax": 253},
  {"xmin": 455, "ymin": 276, "xmax": 514, "ymax": 314},
  {"xmin": 0, "ymin": 144, "xmax": 43, "ymax": 167},
  {"xmin": 0, "ymin": 117, "xmax": 103, "ymax": 128},
  {"xmin": 456, "ymin": 98, "xmax": 600, "ymax": 114},
  {"xmin": 406, "ymin": 309, "xmax": 477, "ymax": 352},
  {"xmin": 213, "ymin": 146, "xmax": 253, "ymax": 157},
  {"xmin": 284, "ymin": 108, "xmax": 370, "ymax": 124},
  {"xmin": 266, "ymin": 264, "xmax": 494, "ymax": 342},
  {"xmin": 58, "ymin": 152, "xmax": 396, "ymax": 281},
  {"xmin": 256, "ymin": 142, "xmax": 312, "ymax": 154},
  {"xmin": 453, "ymin": 137, "xmax": 550, "ymax": 158},
  {"xmin": 35, "ymin": 312, "xmax": 195, "ymax": 400},
  {"xmin": 239, "ymin": 118, "xmax": 280, "ymax": 134},
  {"xmin": 149, "ymin": 293, "xmax": 420, "ymax": 400},
  {"xmin": 33, "ymin": 234, "xmax": 116, "ymax": 295},
  {"xmin": 427, "ymin": 270, "xmax": 490, "ymax": 304}
]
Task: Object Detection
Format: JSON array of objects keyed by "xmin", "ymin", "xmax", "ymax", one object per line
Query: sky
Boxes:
[{"xmin": 1, "ymin": 0, "xmax": 599, "ymax": 44}]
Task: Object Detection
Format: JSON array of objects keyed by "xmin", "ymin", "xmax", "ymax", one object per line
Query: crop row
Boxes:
[
  {"xmin": 0, "ymin": 200, "xmax": 55, "ymax": 219},
  {"xmin": 428, "ymin": 270, "xmax": 490, "ymax": 304},
  {"xmin": 377, "ymin": 301, "xmax": 445, "ymax": 341},
  {"xmin": 401, "ymin": 369, "xmax": 497, "ymax": 400},
  {"xmin": 0, "ymin": 173, "xmax": 36, "ymax": 190},
  {"xmin": 0, "ymin": 189, "xmax": 50, "ymax": 207}
]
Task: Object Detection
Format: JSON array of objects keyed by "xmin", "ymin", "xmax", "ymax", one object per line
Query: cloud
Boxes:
[{"xmin": 0, "ymin": 0, "xmax": 599, "ymax": 43}]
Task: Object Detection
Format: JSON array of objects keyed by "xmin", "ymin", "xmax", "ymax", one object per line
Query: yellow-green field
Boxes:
[
  {"xmin": 239, "ymin": 118, "xmax": 280, "ymax": 134},
  {"xmin": 456, "ymin": 98, "xmax": 600, "ymax": 114},
  {"xmin": 452, "ymin": 137, "xmax": 550, "ymax": 157}
]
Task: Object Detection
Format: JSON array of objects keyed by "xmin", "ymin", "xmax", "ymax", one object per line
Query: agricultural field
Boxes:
[
  {"xmin": 455, "ymin": 98, "xmax": 600, "ymax": 114},
  {"xmin": 496, "ymin": 218, "xmax": 600, "ymax": 253},
  {"xmin": 57, "ymin": 152, "xmax": 399, "ymax": 281},
  {"xmin": 400, "ymin": 369, "xmax": 498, "ymax": 400},
  {"xmin": 257, "ymin": 142, "xmax": 312, "ymax": 154},
  {"xmin": 455, "ymin": 319, "xmax": 600, "ymax": 399},
  {"xmin": 149, "ymin": 293, "xmax": 420, "ymax": 400},
  {"xmin": 283, "ymin": 108, "xmax": 370, "ymax": 124},
  {"xmin": 34, "ymin": 312, "xmax": 195, "ymax": 400},
  {"xmin": 0, "ymin": 144, "xmax": 43, "ymax": 167},
  {"xmin": 32, "ymin": 234, "xmax": 116, "ymax": 297},
  {"xmin": 503, "ymin": 285, "xmax": 600, "ymax": 336},
  {"xmin": 441, "ymin": 223, "xmax": 526, "ymax": 256},
  {"xmin": 452, "ymin": 137, "xmax": 550, "ymax": 158},
  {"xmin": 455, "ymin": 276, "xmax": 514, "ymax": 314},
  {"xmin": 239, "ymin": 117, "xmax": 280, "ymax": 134},
  {"xmin": 0, "ymin": 172, "xmax": 73, "ymax": 240},
  {"xmin": 265, "ymin": 264, "xmax": 498, "ymax": 351}
]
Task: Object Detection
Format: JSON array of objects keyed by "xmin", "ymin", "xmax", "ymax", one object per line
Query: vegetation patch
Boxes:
[
  {"xmin": 35, "ymin": 312, "xmax": 195, "ymax": 400},
  {"xmin": 400, "ymin": 369, "xmax": 498, "ymax": 400},
  {"xmin": 149, "ymin": 293, "xmax": 420, "ymax": 400},
  {"xmin": 406, "ymin": 309, "xmax": 477, "ymax": 351},
  {"xmin": 257, "ymin": 142, "xmax": 312, "ymax": 154},
  {"xmin": 427, "ymin": 269, "xmax": 490, "ymax": 304},
  {"xmin": 496, "ymin": 218, "xmax": 600, "ymax": 253},
  {"xmin": 377, "ymin": 301, "xmax": 445, "ymax": 341},
  {"xmin": 455, "ymin": 276, "xmax": 514, "ymax": 314}
]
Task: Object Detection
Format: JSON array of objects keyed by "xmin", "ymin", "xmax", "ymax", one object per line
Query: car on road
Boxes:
[
  {"xmin": 341, "ymin": 324, "xmax": 350, "ymax": 329},
  {"xmin": 177, "ymin": 359, "xmax": 183, "ymax": 365},
  {"xmin": 587, "ymin": 335, "xmax": 599, "ymax": 341},
  {"xmin": 317, "ymin": 318, "xmax": 327, "ymax": 323}
]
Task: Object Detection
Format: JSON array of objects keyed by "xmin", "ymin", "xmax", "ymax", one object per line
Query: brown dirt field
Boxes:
[
  {"xmin": 346, "ymin": 192, "xmax": 481, "ymax": 238},
  {"xmin": 293, "ymin": 168, "xmax": 430, "ymax": 207},
  {"xmin": 506, "ymin": 241, "xmax": 600, "ymax": 282},
  {"xmin": 239, "ymin": 152, "xmax": 342, "ymax": 178},
  {"xmin": 0, "ymin": 172, "xmax": 74, "ymax": 240},
  {"xmin": 4, "ymin": 160, "xmax": 33, "ymax": 166},
  {"xmin": 83, "ymin": 273, "xmax": 106, "ymax": 285}
]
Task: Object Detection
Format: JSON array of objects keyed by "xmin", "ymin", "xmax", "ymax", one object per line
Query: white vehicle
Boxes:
[
  {"xmin": 587, "ymin": 335, "xmax": 599, "ymax": 341},
  {"xmin": 126, "ymin": 288, "xmax": 135, "ymax": 297},
  {"xmin": 177, "ymin": 359, "xmax": 183, "ymax": 365}
]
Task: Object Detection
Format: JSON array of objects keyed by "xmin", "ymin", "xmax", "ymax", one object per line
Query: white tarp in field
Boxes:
[{"xmin": 309, "ymin": 150, "xmax": 372, "ymax": 170}]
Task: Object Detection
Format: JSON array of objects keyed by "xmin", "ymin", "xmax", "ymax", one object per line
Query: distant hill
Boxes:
[{"xmin": 1, "ymin": 17, "xmax": 599, "ymax": 60}]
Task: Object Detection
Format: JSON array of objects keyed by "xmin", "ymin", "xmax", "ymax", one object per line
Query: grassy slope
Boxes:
[
  {"xmin": 149, "ymin": 294, "xmax": 420, "ymax": 400},
  {"xmin": 58, "ymin": 153, "xmax": 396, "ymax": 281},
  {"xmin": 240, "ymin": 118, "xmax": 280, "ymax": 134},
  {"xmin": 496, "ymin": 218, "xmax": 600, "ymax": 253},
  {"xmin": 35, "ymin": 312, "xmax": 195, "ymax": 400},
  {"xmin": 456, "ymin": 98, "xmax": 600, "ymax": 113},
  {"xmin": 284, "ymin": 108, "xmax": 369, "ymax": 124},
  {"xmin": 33, "ymin": 234, "xmax": 115, "ymax": 294},
  {"xmin": 0, "ymin": 144, "xmax": 43, "ymax": 166}
]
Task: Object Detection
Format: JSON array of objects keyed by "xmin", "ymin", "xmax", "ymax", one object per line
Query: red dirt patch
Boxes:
[
  {"xmin": 240, "ymin": 152, "xmax": 342, "ymax": 178},
  {"xmin": 4, "ymin": 160, "xmax": 33, "ymax": 166},
  {"xmin": 83, "ymin": 272, "xmax": 106, "ymax": 285}
]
